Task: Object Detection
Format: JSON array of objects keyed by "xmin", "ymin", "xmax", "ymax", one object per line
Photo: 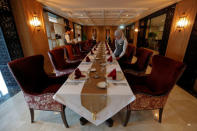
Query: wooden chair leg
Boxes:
[
  {"xmin": 123, "ymin": 108, "xmax": 131, "ymax": 127},
  {"xmin": 29, "ymin": 108, "xmax": 34, "ymax": 123},
  {"xmin": 60, "ymin": 106, "xmax": 69, "ymax": 128},
  {"xmin": 159, "ymin": 108, "xmax": 163, "ymax": 123}
]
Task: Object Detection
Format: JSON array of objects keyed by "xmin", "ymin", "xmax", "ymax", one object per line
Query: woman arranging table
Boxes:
[{"xmin": 113, "ymin": 29, "xmax": 128, "ymax": 61}]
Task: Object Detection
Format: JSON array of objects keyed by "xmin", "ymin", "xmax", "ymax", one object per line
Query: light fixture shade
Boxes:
[
  {"xmin": 177, "ymin": 16, "xmax": 188, "ymax": 28},
  {"xmin": 30, "ymin": 16, "xmax": 41, "ymax": 27},
  {"xmin": 134, "ymin": 28, "xmax": 139, "ymax": 32}
]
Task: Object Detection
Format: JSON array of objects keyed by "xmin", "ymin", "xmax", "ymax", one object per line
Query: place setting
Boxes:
[
  {"xmin": 81, "ymin": 56, "xmax": 93, "ymax": 65},
  {"xmin": 69, "ymin": 68, "xmax": 88, "ymax": 81}
]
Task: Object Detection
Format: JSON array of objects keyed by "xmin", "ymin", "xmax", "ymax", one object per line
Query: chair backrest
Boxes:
[
  {"xmin": 73, "ymin": 44, "xmax": 81, "ymax": 55},
  {"xmin": 146, "ymin": 55, "xmax": 185, "ymax": 95},
  {"xmin": 126, "ymin": 44, "xmax": 136, "ymax": 60},
  {"xmin": 64, "ymin": 45, "xmax": 75, "ymax": 60},
  {"xmin": 48, "ymin": 48, "xmax": 66, "ymax": 70},
  {"xmin": 7, "ymin": 55, "xmax": 48, "ymax": 94},
  {"xmin": 135, "ymin": 48, "xmax": 153, "ymax": 71}
]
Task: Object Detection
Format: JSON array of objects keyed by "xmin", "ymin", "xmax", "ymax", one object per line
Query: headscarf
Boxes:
[{"xmin": 114, "ymin": 29, "xmax": 126, "ymax": 41}]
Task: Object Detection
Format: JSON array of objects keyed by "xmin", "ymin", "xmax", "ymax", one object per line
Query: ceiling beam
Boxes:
[{"xmin": 83, "ymin": 10, "xmax": 95, "ymax": 25}]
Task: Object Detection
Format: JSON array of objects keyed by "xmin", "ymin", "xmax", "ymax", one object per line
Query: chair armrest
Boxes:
[
  {"xmin": 47, "ymin": 74, "xmax": 68, "ymax": 85},
  {"xmin": 65, "ymin": 59, "xmax": 81, "ymax": 65}
]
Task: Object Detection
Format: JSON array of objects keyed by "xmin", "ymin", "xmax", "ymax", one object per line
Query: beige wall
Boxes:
[
  {"xmin": 83, "ymin": 26, "xmax": 118, "ymax": 42},
  {"xmin": 10, "ymin": 0, "xmax": 53, "ymax": 73},
  {"xmin": 165, "ymin": 0, "xmax": 197, "ymax": 62}
]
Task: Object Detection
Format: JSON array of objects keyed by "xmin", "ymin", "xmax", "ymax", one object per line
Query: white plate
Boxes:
[{"xmin": 97, "ymin": 81, "xmax": 108, "ymax": 89}]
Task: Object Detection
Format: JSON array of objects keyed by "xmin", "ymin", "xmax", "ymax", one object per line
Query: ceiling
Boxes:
[{"xmin": 37, "ymin": 0, "xmax": 181, "ymax": 26}]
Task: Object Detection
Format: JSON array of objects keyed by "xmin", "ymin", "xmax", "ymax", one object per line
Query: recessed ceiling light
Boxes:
[{"xmin": 119, "ymin": 25, "xmax": 125, "ymax": 29}]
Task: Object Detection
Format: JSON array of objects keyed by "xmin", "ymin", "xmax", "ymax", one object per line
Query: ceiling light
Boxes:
[
  {"xmin": 119, "ymin": 25, "xmax": 125, "ymax": 29},
  {"xmin": 154, "ymin": 113, "xmax": 158, "ymax": 118}
]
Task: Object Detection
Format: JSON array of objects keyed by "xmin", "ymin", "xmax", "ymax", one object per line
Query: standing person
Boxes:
[
  {"xmin": 106, "ymin": 34, "xmax": 111, "ymax": 44},
  {"xmin": 64, "ymin": 30, "xmax": 71, "ymax": 44},
  {"xmin": 77, "ymin": 34, "xmax": 81, "ymax": 42},
  {"xmin": 113, "ymin": 29, "xmax": 128, "ymax": 61},
  {"xmin": 92, "ymin": 33, "xmax": 97, "ymax": 45}
]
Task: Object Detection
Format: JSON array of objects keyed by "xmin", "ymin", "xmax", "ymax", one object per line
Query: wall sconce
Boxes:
[
  {"xmin": 177, "ymin": 14, "xmax": 188, "ymax": 32},
  {"xmin": 30, "ymin": 15, "xmax": 41, "ymax": 31},
  {"xmin": 134, "ymin": 28, "xmax": 139, "ymax": 32}
]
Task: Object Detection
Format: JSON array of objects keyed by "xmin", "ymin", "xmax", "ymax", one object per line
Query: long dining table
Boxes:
[{"xmin": 53, "ymin": 42, "xmax": 136, "ymax": 126}]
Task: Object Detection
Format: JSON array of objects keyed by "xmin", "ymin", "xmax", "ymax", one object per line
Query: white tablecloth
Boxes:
[{"xmin": 53, "ymin": 42, "xmax": 136, "ymax": 126}]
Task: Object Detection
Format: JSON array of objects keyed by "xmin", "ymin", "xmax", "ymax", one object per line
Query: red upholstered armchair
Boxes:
[
  {"xmin": 124, "ymin": 55, "xmax": 185, "ymax": 126},
  {"xmin": 64, "ymin": 44, "xmax": 83, "ymax": 61},
  {"xmin": 80, "ymin": 40, "xmax": 92, "ymax": 52},
  {"xmin": 48, "ymin": 48, "xmax": 77, "ymax": 76},
  {"xmin": 119, "ymin": 44, "xmax": 136, "ymax": 68},
  {"xmin": 73, "ymin": 43, "xmax": 87, "ymax": 58},
  {"xmin": 125, "ymin": 44, "xmax": 136, "ymax": 62},
  {"xmin": 7, "ymin": 55, "xmax": 69, "ymax": 128},
  {"xmin": 124, "ymin": 48, "xmax": 153, "ymax": 76}
]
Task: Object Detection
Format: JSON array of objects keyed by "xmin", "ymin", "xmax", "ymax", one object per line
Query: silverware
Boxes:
[
  {"xmin": 66, "ymin": 82, "xmax": 82, "ymax": 85},
  {"xmin": 111, "ymin": 83, "xmax": 128, "ymax": 86}
]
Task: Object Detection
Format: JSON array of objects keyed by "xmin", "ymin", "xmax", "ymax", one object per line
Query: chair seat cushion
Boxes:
[
  {"xmin": 43, "ymin": 84, "xmax": 62, "ymax": 93},
  {"xmin": 127, "ymin": 93, "xmax": 169, "ymax": 110},
  {"xmin": 132, "ymin": 84, "xmax": 171, "ymax": 96},
  {"xmin": 24, "ymin": 93, "xmax": 62, "ymax": 111}
]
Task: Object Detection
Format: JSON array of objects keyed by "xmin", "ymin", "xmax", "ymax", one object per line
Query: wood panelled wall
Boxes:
[
  {"xmin": 69, "ymin": 21, "xmax": 74, "ymax": 40},
  {"xmin": 165, "ymin": 0, "xmax": 197, "ymax": 62},
  {"xmin": 133, "ymin": 21, "xmax": 139, "ymax": 46},
  {"xmin": 10, "ymin": 0, "xmax": 53, "ymax": 73},
  {"xmin": 83, "ymin": 26, "xmax": 118, "ymax": 41}
]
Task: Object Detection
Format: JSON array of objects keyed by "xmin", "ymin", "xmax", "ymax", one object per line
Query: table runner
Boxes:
[
  {"xmin": 53, "ymin": 42, "xmax": 136, "ymax": 126},
  {"xmin": 81, "ymin": 43, "xmax": 107, "ymax": 120}
]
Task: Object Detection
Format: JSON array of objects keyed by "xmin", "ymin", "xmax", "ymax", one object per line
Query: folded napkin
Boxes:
[
  {"xmin": 86, "ymin": 56, "xmax": 90, "ymax": 62},
  {"xmin": 75, "ymin": 68, "xmax": 85, "ymax": 79},
  {"xmin": 91, "ymin": 50, "xmax": 94, "ymax": 55},
  {"xmin": 107, "ymin": 56, "xmax": 113, "ymax": 62},
  {"xmin": 108, "ymin": 69, "xmax": 116, "ymax": 80}
]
